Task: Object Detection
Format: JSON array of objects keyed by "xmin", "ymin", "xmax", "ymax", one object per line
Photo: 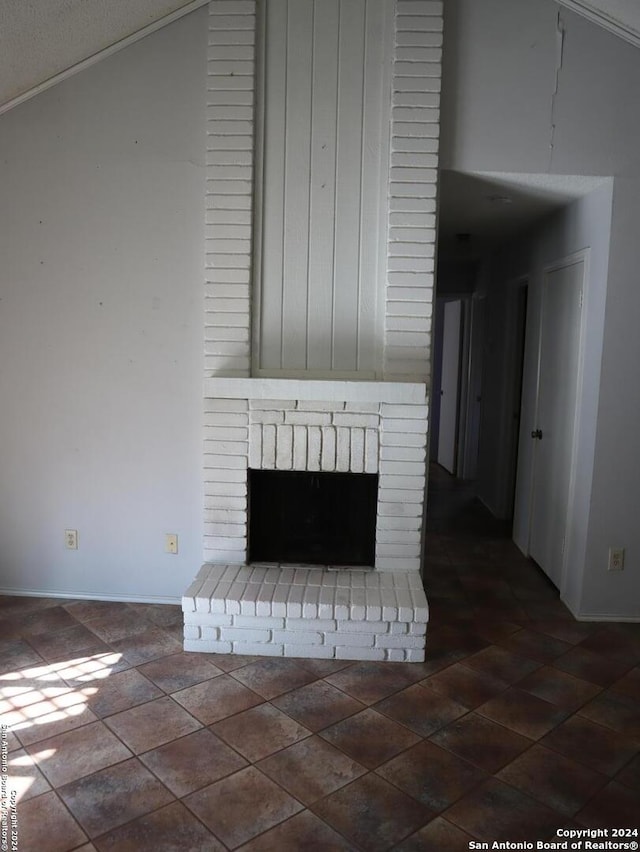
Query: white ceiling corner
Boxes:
[
  {"xmin": 0, "ymin": 0, "xmax": 207, "ymax": 115},
  {"xmin": 556, "ymin": 0, "xmax": 640, "ymax": 48}
]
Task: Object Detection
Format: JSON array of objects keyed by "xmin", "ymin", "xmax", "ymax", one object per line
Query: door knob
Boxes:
[{"xmin": 531, "ymin": 429, "xmax": 543, "ymax": 440}]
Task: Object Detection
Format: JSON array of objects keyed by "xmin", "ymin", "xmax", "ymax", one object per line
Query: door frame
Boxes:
[{"xmin": 526, "ymin": 248, "xmax": 590, "ymax": 595}]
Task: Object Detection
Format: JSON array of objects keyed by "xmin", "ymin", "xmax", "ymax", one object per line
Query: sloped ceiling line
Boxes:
[
  {"xmin": 556, "ymin": 0, "xmax": 640, "ymax": 49},
  {"xmin": 0, "ymin": 0, "xmax": 208, "ymax": 115}
]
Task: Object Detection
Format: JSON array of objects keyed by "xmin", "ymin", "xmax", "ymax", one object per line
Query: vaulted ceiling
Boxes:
[
  {"xmin": 0, "ymin": 0, "xmax": 206, "ymax": 113},
  {"xmin": 1, "ymin": 0, "xmax": 639, "ymax": 115}
]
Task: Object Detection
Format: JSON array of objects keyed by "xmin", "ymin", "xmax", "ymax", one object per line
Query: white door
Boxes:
[
  {"xmin": 528, "ymin": 258, "xmax": 585, "ymax": 587},
  {"xmin": 438, "ymin": 299, "xmax": 462, "ymax": 474}
]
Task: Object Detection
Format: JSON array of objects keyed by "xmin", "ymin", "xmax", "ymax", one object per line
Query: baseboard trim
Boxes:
[
  {"xmin": 0, "ymin": 588, "xmax": 181, "ymax": 606},
  {"xmin": 574, "ymin": 612, "xmax": 640, "ymax": 623}
]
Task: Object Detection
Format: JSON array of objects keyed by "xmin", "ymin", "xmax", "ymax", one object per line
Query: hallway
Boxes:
[{"xmin": 0, "ymin": 469, "xmax": 638, "ymax": 850}]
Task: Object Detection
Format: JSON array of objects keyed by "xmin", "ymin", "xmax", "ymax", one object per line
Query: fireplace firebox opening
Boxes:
[{"xmin": 248, "ymin": 469, "xmax": 378, "ymax": 566}]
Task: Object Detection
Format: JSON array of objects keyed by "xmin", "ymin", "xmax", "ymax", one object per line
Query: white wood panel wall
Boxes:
[{"xmin": 256, "ymin": 0, "xmax": 392, "ymax": 377}]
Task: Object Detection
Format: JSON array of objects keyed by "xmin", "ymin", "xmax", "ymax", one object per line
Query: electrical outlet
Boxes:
[
  {"xmin": 165, "ymin": 533, "xmax": 178, "ymax": 555},
  {"xmin": 65, "ymin": 529, "xmax": 78, "ymax": 550},
  {"xmin": 608, "ymin": 547, "xmax": 625, "ymax": 571}
]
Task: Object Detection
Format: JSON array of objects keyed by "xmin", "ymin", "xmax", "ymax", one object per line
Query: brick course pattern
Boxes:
[
  {"xmin": 202, "ymin": 397, "xmax": 428, "ymax": 570},
  {"xmin": 205, "ymin": 0, "xmax": 257, "ymax": 377},
  {"xmin": 183, "ymin": 563, "xmax": 429, "ymax": 662},
  {"xmin": 384, "ymin": 0, "xmax": 441, "ymax": 381}
]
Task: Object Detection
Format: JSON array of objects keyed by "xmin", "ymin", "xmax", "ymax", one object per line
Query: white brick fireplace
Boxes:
[{"xmin": 183, "ymin": 0, "xmax": 441, "ymax": 661}]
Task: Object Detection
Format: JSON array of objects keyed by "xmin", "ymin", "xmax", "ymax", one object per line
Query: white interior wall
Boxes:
[
  {"xmin": 443, "ymin": 0, "xmax": 640, "ymax": 619},
  {"xmin": 0, "ymin": 9, "xmax": 207, "ymax": 601}
]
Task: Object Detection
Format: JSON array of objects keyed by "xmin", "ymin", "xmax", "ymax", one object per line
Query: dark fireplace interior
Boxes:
[{"xmin": 248, "ymin": 469, "xmax": 378, "ymax": 566}]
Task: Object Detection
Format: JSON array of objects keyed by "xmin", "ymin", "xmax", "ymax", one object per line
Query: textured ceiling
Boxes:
[
  {"xmin": 0, "ymin": 0, "xmax": 204, "ymax": 110},
  {"xmin": 1, "ymin": 0, "xmax": 639, "ymax": 114}
]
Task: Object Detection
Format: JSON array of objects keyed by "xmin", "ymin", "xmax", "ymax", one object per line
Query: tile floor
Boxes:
[{"xmin": 1, "ymin": 468, "xmax": 639, "ymax": 850}]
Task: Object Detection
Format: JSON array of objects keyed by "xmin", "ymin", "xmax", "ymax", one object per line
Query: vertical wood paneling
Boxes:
[
  {"xmin": 306, "ymin": 0, "xmax": 340, "ymax": 371},
  {"xmin": 281, "ymin": 0, "xmax": 314, "ymax": 369},
  {"xmin": 332, "ymin": 0, "xmax": 365, "ymax": 371},
  {"xmin": 257, "ymin": 0, "xmax": 392, "ymax": 377},
  {"xmin": 259, "ymin": 0, "xmax": 287, "ymax": 371},
  {"xmin": 359, "ymin": 0, "xmax": 389, "ymax": 372}
]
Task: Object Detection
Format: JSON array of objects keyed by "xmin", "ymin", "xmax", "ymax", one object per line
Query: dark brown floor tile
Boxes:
[
  {"xmin": 497, "ymin": 744, "xmax": 607, "ymax": 815},
  {"xmin": 272, "ymin": 679, "xmax": 364, "ymax": 732},
  {"xmin": 430, "ymin": 712, "xmax": 531, "ymax": 773},
  {"xmin": 553, "ymin": 645, "xmax": 633, "ymax": 686},
  {"xmin": 476, "ymin": 687, "xmax": 570, "ymax": 739},
  {"xmin": 137, "ymin": 652, "xmax": 223, "ymax": 693},
  {"xmin": 522, "ymin": 600, "xmax": 575, "ymax": 621},
  {"xmin": 575, "ymin": 781, "xmax": 640, "ymax": 829},
  {"xmin": 461, "ymin": 644, "xmax": 541, "ymax": 683},
  {"xmin": 211, "ymin": 702, "xmax": 310, "ymax": 761},
  {"xmin": 24, "ymin": 624, "xmax": 112, "ymax": 663},
  {"xmin": 1, "ymin": 606, "xmax": 79, "ymax": 639},
  {"xmin": 26, "ymin": 721, "xmax": 131, "ymax": 786},
  {"xmin": 541, "ymin": 715, "xmax": 639, "ymax": 776},
  {"xmin": 258, "ymin": 735, "xmax": 366, "ymax": 805},
  {"xmin": 63, "ymin": 600, "xmax": 133, "ymax": 624},
  {"xmin": 472, "ymin": 620, "xmax": 522, "ymax": 643},
  {"xmin": 229, "ymin": 658, "xmax": 317, "ymax": 700},
  {"xmin": 17, "ymin": 791, "xmax": 88, "ymax": 852},
  {"xmin": 93, "ymin": 801, "xmax": 224, "ymax": 852},
  {"xmin": 499, "ymin": 628, "xmax": 573, "ymax": 663},
  {"xmin": 295, "ymin": 658, "xmax": 354, "ymax": 677},
  {"xmin": 518, "ymin": 665, "xmax": 602, "ymax": 710},
  {"xmin": 527, "ymin": 619, "xmax": 597, "ymax": 645},
  {"xmin": 103, "ymin": 695, "xmax": 201, "ymax": 753},
  {"xmin": 184, "ymin": 765, "xmax": 303, "ymax": 849},
  {"xmin": 611, "ymin": 667, "xmax": 640, "ymax": 702},
  {"xmin": 419, "ymin": 625, "xmax": 490, "ymax": 659},
  {"xmin": 172, "ymin": 674, "xmax": 263, "ymax": 725},
  {"xmin": 58, "ymin": 758, "xmax": 174, "ymax": 839},
  {"xmin": 108, "ymin": 625, "xmax": 182, "ymax": 666},
  {"xmin": 417, "ymin": 647, "xmax": 468, "ymax": 677},
  {"xmin": 83, "ymin": 667, "xmax": 163, "ymax": 717},
  {"xmin": 0, "ymin": 638, "xmax": 45, "ymax": 674},
  {"xmin": 311, "ymin": 772, "xmax": 433, "ymax": 852},
  {"xmin": 394, "ymin": 816, "xmax": 475, "ymax": 851},
  {"xmin": 324, "ymin": 661, "xmax": 416, "ymax": 705},
  {"xmin": 422, "ymin": 662, "xmax": 509, "ymax": 709},
  {"xmin": 616, "ymin": 753, "xmax": 640, "ymax": 790},
  {"xmin": 82, "ymin": 608, "xmax": 152, "ymax": 642},
  {"xmin": 139, "ymin": 727, "xmax": 247, "ymax": 796},
  {"xmin": 0, "ymin": 595, "xmax": 64, "ymax": 617},
  {"xmin": 578, "ymin": 690, "xmax": 640, "ymax": 739},
  {"xmin": 197, "ymin": 653, "xmax": 261, "ymax": 672},
  {"xmin": 237, "ymin": 809, "xmax": 356, "ymax": 851},
  {"xmin": 579, "ymin": 628, "xmax": 640, "ymax": 666},
  {"xmin": 445, "ymin": 777, "xmax": 563, "ymax": 842},
  {"xmin": 320, "ymin": 707, "xmax": 420, "ymax": 769},
  {"xmin": 377, "ymin": 739, "xmax": 486, "ymax": 811},
  {"xmin": 126, "ymin": 602, "xmax": 183, "ymax": 628},
  {"xmin": 7, "ymin": 747, "xmax": 52, "ymax": 802},
  {"xmin": 374, "ymin": 683, "xmax": 467, "ymax": 737}
]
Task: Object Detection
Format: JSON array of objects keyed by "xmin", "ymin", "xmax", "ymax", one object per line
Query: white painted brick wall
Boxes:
[
  {"xmin": 206, "ymin": 0, "xmax": 257, "ymax": 378},
  {"xmin": 383, "ymin": 0, "xmax": 441, "ymax": 382}
]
